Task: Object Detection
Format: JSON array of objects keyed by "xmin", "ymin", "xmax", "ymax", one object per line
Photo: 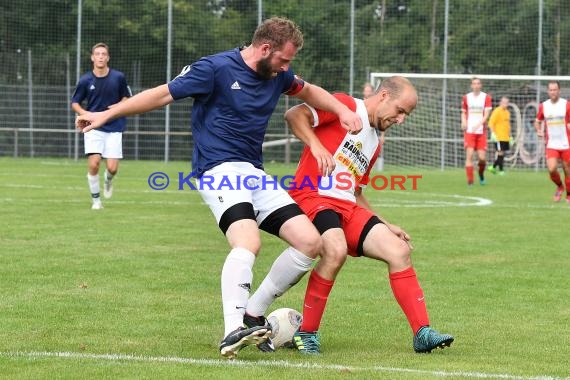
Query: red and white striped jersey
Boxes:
[
  {"xmin": 289, "ymin": 93, "xmax": 382, "ymax": 203},
  {"xmin": 462, "ymin": 91, "xmax": 492, "ymax": 134},
  {"xmin": 536, "ymin": 98, "xmax": 570, "ymax": 150}
]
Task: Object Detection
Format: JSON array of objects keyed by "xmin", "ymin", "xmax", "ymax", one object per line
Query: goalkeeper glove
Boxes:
[
  {"xmin": 509, "ymin": 136, "xmax": 514, "ymax": 145},
  {"xmin": 490, "ymin": 132, "xmax": 497, "ymax": 142}
]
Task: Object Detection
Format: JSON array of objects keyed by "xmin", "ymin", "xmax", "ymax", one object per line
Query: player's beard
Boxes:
[
  {"xmin": 376, "ymin": 118, "xmax": 394, "ymax": 131},
  {"xmin": 256, "ymin": 56, "xmax": 276, "ymax": 80}
]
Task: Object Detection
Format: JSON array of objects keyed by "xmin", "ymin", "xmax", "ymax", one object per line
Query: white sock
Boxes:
[
  {"xmin": 222, "ymin": 247, "xmax": 256, "ymax": 337},
  {"xmin": 87, "ymin": 173, "xmax": 100, "ymax": 199},
  {"xmin": 104, "ymin": 169, "xmax": 114, "ymax": 182},
  {"xmin": 246, "ymin": 247, "xmax": 314, "ymax": 317}
]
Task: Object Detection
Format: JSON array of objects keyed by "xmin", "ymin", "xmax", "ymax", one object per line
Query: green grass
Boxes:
[{"xmin": 0, "ymin": 157, "xmax": 569, "ymax": 379}]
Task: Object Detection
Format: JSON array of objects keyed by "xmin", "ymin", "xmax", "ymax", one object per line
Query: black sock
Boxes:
[
  {"xmin": 497, "ymin": 155, "xmax": 504, "ymax": 171},
  {"xmin": 478, "ymin": 161, "xmax": 485, "ymax": 180}
]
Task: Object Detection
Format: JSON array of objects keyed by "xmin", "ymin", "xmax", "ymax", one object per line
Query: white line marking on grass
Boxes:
[
  {"xmin": 371, "ymin": 193, "xmax": 493, "ymax": 208},
  {"xmin": 1, "ymin": 185, "xmax": 563, "ymax": 209},
  {"xmin": 1, "ymin": 184, "xmax": 69, "ymax": 191},
  {"xmin": 0, "ymin": 351, "xmax": 567, "ymax": 380},
  {"xmin": 0, "ymin": 183, "xmax": 178, "ymax": 194},
  {"xmin": 39, "ymin": 161, "xmax": 78, "ymax": 166},
  {"xmin": 0, "ymin": 198, "xmax": 199, "ymax": 206}
]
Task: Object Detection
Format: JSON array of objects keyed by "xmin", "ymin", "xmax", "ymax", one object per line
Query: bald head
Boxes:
[
  {"xmin": 379, "ymin": 76, "xmax": 418, "ymax": 103},
  {"xmin": 368, "ymin": 76, "xmax": 417, "ymax": 131}
]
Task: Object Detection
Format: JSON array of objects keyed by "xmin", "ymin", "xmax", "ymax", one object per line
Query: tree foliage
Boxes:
[{"xmin": 1, "ymin": 0, "xmax": 568, "ymax": 89}]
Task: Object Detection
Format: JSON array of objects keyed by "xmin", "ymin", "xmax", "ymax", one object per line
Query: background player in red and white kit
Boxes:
[
  {"xmin": 285, "ymin": 76, "xmax": 454, "ymax": 354},
  {"xmin": 535, "ymin": 81, "xmax": 570, "ymax": 203},
  {"xmin": 461, "ymin": 77, "xmax": 492, "ymax": 185}
]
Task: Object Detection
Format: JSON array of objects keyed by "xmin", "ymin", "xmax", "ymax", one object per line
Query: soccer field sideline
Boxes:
[
  {"xmin": 1, "ymin": 158, "xmax": 569, "ymax": 379},
  {"xmin": 0, "ymin": 351, "xmax": 567, "ymax": 380},
  {"xmin": 3, "ymin": 180, "xmax": 569, "ymax": 209}
]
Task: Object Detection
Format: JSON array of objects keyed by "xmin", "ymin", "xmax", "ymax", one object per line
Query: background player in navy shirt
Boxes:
[
  {"xmin": 76, "ymin": 17, "xmax": 362, "ymax": 359},
  {"xmin": 72, "ymin": 42, "xmax": 131, "ymax": 209}
]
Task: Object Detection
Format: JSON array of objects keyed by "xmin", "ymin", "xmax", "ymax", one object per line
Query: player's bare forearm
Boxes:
[
  {"xmin": 534, "ymin": 120, "xmax": 544, "ymax": 136},
  {"xmin": 294, "ymin": 83, "xmax": 361, "ymax": 133},
  {"xmin": 106, "ymin": 84, "xmax": 173, "ymax": 118},
  {"xmin": 355, "ymin": 188, "xmax": 376, "ymax": 213},
  {"xmin": 295, "ymin": 83, "xmax": 341, "ymax": 114},
  {"xmin": 76, "ymin": 85, "xmax": 174, "ymax": 132},
  {"xmin": 285, "ymin": 104, "xmax": 320, "ymax": 148},
  {"xmin": 71, "ymin": 103, "xmax": 85, "ymax": 115},
  {"xmin": 461, "ymin": 110, "xmax": 467, "ymax": 129},
  {"xmin": 356, "ymin": 188, "xmax": 413, "ymax": 247},
  {"xmin": 107, "ymin": 96, "xmax": 131, "ymax": 110},
  {"xmin": 482, "ymin": 109, "xmax": 491, "ymax": 123},
  {"xmin": 286, "ymin": 104, "xmax": 335, "ymax": 176}
]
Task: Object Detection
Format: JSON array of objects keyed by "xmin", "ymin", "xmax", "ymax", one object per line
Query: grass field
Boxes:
[{"xmin": 0, "ymin": 157, "xmax": 568, "ymax": 380}]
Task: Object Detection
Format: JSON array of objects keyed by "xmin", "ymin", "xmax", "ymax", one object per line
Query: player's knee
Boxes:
[
  {"xmin": 397, "ymin": 242, "xmax": 412, "ymax": 266},
  {"xmin": 90, "ymin": 159, "xmax": 100, "ymax": 169},
  {"xmin": 386, "ymin": 240, "xmax": 412, "ymax": 267},
  {"xmin": 322, "ymin": 244, "xmax": 347, "ymax": 268},
  {"xmin": 296, "ymin": 230, "xmax": 322, "ymax": 259},
  {"xmin": 227, "ymin": 229, "xmax": 262, "ymax": 254},
  {"xmin": 241, "ymin": 238, "xmax": 262, "ymax": 255}
]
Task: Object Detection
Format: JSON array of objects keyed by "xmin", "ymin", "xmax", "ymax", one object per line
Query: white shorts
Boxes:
[
  {"xmin": 197, "ymin": 162, "xmax": 296, "ymax": 226},
  {"xmin": 84, "ymin": 130, "xmax": 123, "ymax": 159}
]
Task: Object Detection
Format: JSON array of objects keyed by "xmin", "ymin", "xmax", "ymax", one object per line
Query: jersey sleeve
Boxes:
[
  {"xmin": 168, "ymin": 58, "xmax": 215, "ymax": 101},
  {"xmin": 314, "ymin": 108, "xmax": 340, "ymax": 128},
  {"xmin": 119, "ymin": 73, "xmax": 132, "ymax": 98},
  {"xmin": 71, "ymin": 77, "xmax": 87, "ymax": 104},
  {"xmin": 284, "ymin": 74, "xmax": 305, "ymax": 96},
  {"xmin": 536, "ymin": 103, "xmax": 544, "ymax": 121}
]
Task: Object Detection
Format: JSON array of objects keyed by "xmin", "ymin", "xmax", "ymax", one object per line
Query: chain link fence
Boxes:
[{"xmin": 1, "ymin": 0, "xmax": 568, "ymax": 168}]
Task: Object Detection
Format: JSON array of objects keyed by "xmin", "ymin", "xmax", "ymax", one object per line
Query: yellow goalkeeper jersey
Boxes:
[{"xmin": 488, "ymin": 106, "xmax": 511, "ymax": 142}]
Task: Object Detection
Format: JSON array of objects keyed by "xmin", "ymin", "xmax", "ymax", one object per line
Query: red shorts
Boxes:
[
  {"xmin": 546, "ymin": 148, "xmax": 570, "ymax": 162},
  {"xmin": 293, "ymin": 194, "xmax": 376, "ymax": 257},
  {"xmin": 464, "ymin": 132, "xmax": 487, "ymax": 150}
]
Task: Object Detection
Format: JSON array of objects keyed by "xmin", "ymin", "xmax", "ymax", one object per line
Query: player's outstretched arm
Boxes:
[
  {"xmin": 482, "ymin": 106, "xmax": 492, "ymax": 124},
  {"xmin": 285, "ymin": 104, "xmax": 335, "ymax": 176},
  {"xmin": 488, "ymin": 111, "xmax": 497, "ymax": 141},
  {"xmin": 108, "ymin": 96, "xmax": 131, "ymax": 109},
  {"xmin": 294, "ymin": 83, "xmax": 362, "ymax": 134},
  {"xmin": 460, "ymin": 109, "xmax": 467, "ymax": 131},
  {"xmin": 355, "ymin": 188, "xmax": 413, "ymax": 249},
  {"xmin": 76, "ymin": 84, "xmax": 174, "ymax": 132},
  {"xmin": 534, "ymin": 119, "xmax": 544, "ymax": 138}
]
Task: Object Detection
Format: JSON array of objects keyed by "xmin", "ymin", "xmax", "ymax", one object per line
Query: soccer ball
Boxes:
[{"xmin": 267, "ymin": 307, "xmax": 302, "ymax": 348}]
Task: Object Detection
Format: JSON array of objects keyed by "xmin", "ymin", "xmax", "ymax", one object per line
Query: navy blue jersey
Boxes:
[
  {"xmin": 168, "ymin": 48, "xmax": 298, "ymax": 177},
  {"xmin": 72, "ymin": 69, "xmax": 131, "ymax": 133}
]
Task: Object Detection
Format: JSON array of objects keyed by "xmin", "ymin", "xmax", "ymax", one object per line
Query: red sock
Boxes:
[
  {"xmin": 550, "ymin": 171, "xmax": 563, "ymax": 187},
  {"xmin": 389, "ymin": 267, "xmax": 430, "ymax": 335},
  {"xmin": 465, "ymin": 166, "xmax": 474, "ymax": 184},
  {"xmin": 478, "ymin": 161, "xmax": 486, "ymax": 178},
  {"xmin": 565, "ymin": 177, "xmax": 570, "ymax": 196},
  {"xmin": 299, "ymin": 270, "xmax": 334, "ymax": 332}
]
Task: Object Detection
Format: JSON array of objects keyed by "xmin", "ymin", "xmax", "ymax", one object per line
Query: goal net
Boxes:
[{"xmin": 370, "ymin": 73, "xmax": 570, "ymax": 170}]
